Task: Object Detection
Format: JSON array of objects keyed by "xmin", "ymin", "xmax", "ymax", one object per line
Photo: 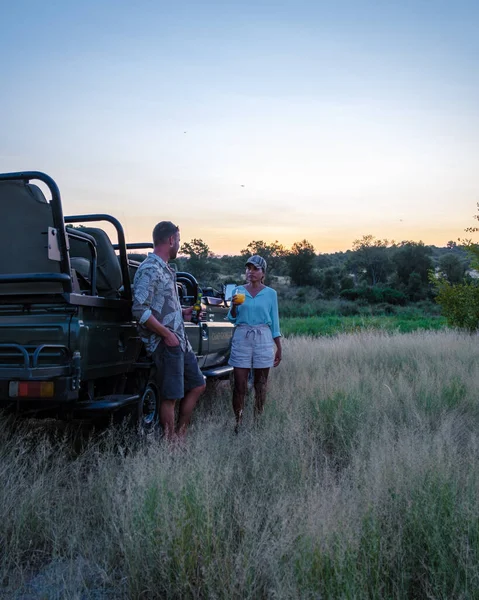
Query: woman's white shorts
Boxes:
[{"xmin": 228, "ymin": 324, "xmax": 275, "ymax": 369}]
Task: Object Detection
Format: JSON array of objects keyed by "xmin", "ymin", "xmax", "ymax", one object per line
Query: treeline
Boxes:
[{"xmin": 175, "ymin": 236, "xmax": 472, "ymax": 305}]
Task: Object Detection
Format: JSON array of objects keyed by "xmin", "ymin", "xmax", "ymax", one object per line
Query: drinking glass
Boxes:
[{"xmin": 233, "ymin": 286, "xmax": 246, "ymax": 305}]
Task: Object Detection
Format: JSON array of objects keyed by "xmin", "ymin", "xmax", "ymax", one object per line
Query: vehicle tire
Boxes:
[{"xmin": 136, "ymin": 382, "xmax": 159, "ymax": 434}]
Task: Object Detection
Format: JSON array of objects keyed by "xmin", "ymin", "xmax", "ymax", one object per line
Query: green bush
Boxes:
[
  {"xmin": 340, "ymin": 287, "xmax": 407, "ymax": 306},
  {"xmin": 339, "ymin": 288, "xmax": 363, "ymax": 302},
  {"xmin": 373, "ymin": 302, "xmax": 397, "ymax": 315},
  {"xmin": 338, "ymin": 301, "xmax": 361, "ymax": 316},
  {"xmin": 364, "ymin": 287, "xmax": 384, "ymax": 303},
  {"xmin": 433, "ymin": 278, "xmax": 479, "ymax": 331},
  {"xmin": 381, "ymin": 287, "xmax": 407, "ymax": 305}
]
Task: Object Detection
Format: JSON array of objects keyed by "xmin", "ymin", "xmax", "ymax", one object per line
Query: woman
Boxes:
[{"xmin": 227, "ymin": 255, "xmax": 282, "ymax": 431}]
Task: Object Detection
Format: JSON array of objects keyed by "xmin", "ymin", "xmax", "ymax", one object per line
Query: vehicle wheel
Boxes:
[{"xmin": 136, "ymin": 383, "xmax": 159, "ymax": 434}]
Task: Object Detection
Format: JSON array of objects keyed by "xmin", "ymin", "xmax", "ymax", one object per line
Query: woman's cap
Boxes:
[{"xmin": 245, "ymin": 255, "xmax": 267, "ymax": 271}]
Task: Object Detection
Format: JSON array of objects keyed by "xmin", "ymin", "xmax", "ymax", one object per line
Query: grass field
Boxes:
[
  {"xmin": 1, "ymin": 330, "xmax": 479, "ymax": 598},
  {"xmin": 281, "ymin": 313, "xmax": 447, "ymax": 337}
]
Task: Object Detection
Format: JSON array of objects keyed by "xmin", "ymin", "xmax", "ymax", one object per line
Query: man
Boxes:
[{"xmin": 132, "ymin": 221, "xmax": 206, "ymax": 439}]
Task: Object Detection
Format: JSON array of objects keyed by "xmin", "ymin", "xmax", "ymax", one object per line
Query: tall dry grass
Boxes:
[{"xmin": 1, "ymin": 330, "xmax": 479, "ymax": 599}]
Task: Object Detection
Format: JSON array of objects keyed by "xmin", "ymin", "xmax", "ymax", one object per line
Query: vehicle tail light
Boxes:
[{"xmin": 9, "ymin": 381, "xmax": 55, "ymax": 398}]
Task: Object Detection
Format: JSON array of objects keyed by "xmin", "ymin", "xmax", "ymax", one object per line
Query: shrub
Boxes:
[
  {"xmin": 433, "ymin": 278, "xmax": 479, "ymax": 331},
  {"xmin": 381, "ymin": 288, "xmax": 407, "ymax": 306},
  {"xmin": 364, "ymin": 287, "xmax": 384, "ymax": 303},
  {"xmin": 339, "ymin": 288, "xmax": 362, "ymax": 302},
  {"xmin": 338, "ymin": 301, "xmax": 361, "ymax": 316},
  {"xmin": 340, "ymin": 287, "xmax": 407, "ymax": 306}
]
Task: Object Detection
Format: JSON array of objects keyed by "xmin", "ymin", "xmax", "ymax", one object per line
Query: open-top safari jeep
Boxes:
[{"xmin": 0, "ymin": 171, "xmax": 233, "ymax": 429}]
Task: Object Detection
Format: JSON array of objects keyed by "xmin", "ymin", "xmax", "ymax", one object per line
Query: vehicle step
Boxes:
[
  {"xmin": 74, "ymin": 394, "xmax": 140, "ymax": 413},
  {"xmin": 201, "ymin": 365, "xmax": 233, "ymax": 378}
]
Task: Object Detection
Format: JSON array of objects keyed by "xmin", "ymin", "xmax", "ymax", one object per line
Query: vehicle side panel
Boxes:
[{"xmin": 71, "ymin": 303, "xmax": 142, "ymax": 380}]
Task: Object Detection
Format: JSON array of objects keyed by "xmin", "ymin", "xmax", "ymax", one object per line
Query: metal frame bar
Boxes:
[
  {"xmin": 66, "ymin": 227, "xmax": 98, "ymax": 295},
  {"xmin": 64, "ymin": 214, "xmax": 131, "ymax": 301},
  {"xmin": 113, "ymin": 242, "xmax": 154, "ymax": 251},
  {"xmin": 32, "ymin": 344, "xmax": 70, "ymax": 368},
  {"xmin": 0, "ymin": 342, "xmax": 71, "ymax": 378},
  {"xmin": 0, "ymin": 273, "xmax": 71, "ymax": 285}
]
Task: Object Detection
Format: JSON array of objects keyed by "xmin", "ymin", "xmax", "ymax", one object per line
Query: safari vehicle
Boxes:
[{"xmin": 0, "ymin": 171, "xmax": 233, "ymax": 429}]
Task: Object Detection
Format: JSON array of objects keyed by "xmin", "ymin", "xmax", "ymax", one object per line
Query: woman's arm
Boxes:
[
  {"xmin": 269, "ymin": 289, "xmax": 282, "ymax": 366},
  {"xmin": 227, "ymin": 292, "xmax": 242, "ymax": 322},
  {"xmin": 270, "ymin": 289, "xmax": 281, "ymax": 338},
  {"xmin": 227, "ymin": 302, "xmax": 237, "ymax": 323},
  {"xmin": 273, "ymin": 336, "xmax": 282, "ymax": 367}
]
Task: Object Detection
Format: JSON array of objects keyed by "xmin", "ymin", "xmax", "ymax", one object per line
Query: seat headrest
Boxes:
[{"xmin": 0, "ymin": 179, "xmax": 64, "ymax": 295}]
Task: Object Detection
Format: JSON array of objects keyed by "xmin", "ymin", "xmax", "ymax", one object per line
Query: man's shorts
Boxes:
[
  {"xmin": 152, "ymin": 342, "xmax": 205, "ymax": 400},
  {"xmin": 228, "ymin": 324, "xmax": 275, "ymax": 369}
]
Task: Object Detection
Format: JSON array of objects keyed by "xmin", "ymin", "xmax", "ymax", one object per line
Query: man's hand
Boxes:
[
  {"xmin": 182, "ymin": 306, "xmax": 194, "ymax": 322},
  {"xmin": 164, "ymin": 330, "xmax": 180, "ymax": 347}
]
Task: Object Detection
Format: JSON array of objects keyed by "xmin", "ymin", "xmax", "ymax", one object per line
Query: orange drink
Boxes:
[
  {"xmin": 233, "ymin": 288, "xmax": 246, "ymax": 304},
  {"xmin": 235, "ymin": 292, "xmax": 245, "ymax": 304}
]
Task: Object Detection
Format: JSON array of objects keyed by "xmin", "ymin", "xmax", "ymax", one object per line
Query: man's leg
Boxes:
[
  {"xmin": 152, "ymin": 343, "xmax": 184, "ymax": 440},
  {"xmin": 177, "ymin": 382, "xmax": 206, "ymax": 437},
  {"xmin": 253, "ymin": 368, "xmax": 270, "ymax": 417},
  {"xmin": 233, "ymin": 367, "xmax": 250, "ymax": 431},
  {"xmin": 176, "ymin": 350, "xmax": 207, "ymax": 437},
  {"xmin": 159, "ymin": 398, "xmax": 177, "ymax": 439}
]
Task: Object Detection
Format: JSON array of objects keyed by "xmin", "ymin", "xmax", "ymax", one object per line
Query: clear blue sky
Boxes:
[{"xmin": 2, "ymin": 0, "xmax": 478, "ymax": 253}]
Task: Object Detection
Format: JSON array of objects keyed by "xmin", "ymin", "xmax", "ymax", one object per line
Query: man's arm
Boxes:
[
  {"xmin": 132, "ymin": 267, "xmax": 179, "ymax": 347},
  {"xmin": 143, "ymin": 313, "xmax": 179, "ymax": 347},
  {"xmin": 182, "ymin": 306, "xmax": 193, "ymax": 321}
]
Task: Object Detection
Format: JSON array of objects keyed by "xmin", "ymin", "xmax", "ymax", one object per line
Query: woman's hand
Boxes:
[{"xmin": 274, "ymin": 349, "xmax": 282, "ymax": 367}]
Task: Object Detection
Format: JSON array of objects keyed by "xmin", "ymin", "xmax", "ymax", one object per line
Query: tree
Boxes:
[
  {"xmin": 349, "ymin": 235, "xmax": 393, "ymax": 285},
  {"xmin": 438, "ymin": 253, "xmax": 466, "ymax": 284},
  {"xmin": 180, "ymin": 238, "xmax": 214, "ymax": 282},
  {"xmin": 240, "ymin": 240, "xmax": 287, "ymax": 277},
  {"xmin": 393, "ymin": 241, "xmax": 433, "ymax": 287},
  {"xmin": 433, "ymin": 204, "xmax": 479, "ymax": 330},
  {"xmin": 316, "ymin": 253, "xmax": 332, "ymax": 269},
  {"xmin": 317, "ymin": 266, "xmax": 343, "ymax": 298},
  {"xmin": 407, "ymin": 271, "xmax": 424, "ymax": 301},
  {"xmin": 286, "ymin": 239, "xmax": 316, "ymax": 286}
]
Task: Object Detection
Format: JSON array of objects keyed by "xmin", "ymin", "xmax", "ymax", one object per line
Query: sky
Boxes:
[{"xmin": 1, "ymin": 0, "xmax": 478, "ymax": 255}]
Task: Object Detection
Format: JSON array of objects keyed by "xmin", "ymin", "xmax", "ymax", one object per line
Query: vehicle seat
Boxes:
[
  {"xmin": 68, "ymin": 228, "xmax": 123, "ymax": 298},
  {"xmin": 177, "ymin": 282, "xmax": 187, "ymax": 303},
  {"xmin": 120, "ymin": 257, "xmax": 141, "ymax": 287},
  {"xmin": 0, "ymin": 180, "xmax": 65, "ymax": 295},
  {"xmin": 70, "ymin": 256, "xmax": 92, "ymax": 292}
]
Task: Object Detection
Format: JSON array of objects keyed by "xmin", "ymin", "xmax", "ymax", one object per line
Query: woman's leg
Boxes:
[
  {"xmin": 253, "ymin": 368, "xmax": 270, "ymax": 417},
  {"xmin": 233, "ymin": 367, "xmax": 250, "ymax": 430}
]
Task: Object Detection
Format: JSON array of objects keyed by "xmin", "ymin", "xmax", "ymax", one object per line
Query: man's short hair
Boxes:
[{"xmin": 152, "ymin": 221, "xmax": 179, "ymax": 246}]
